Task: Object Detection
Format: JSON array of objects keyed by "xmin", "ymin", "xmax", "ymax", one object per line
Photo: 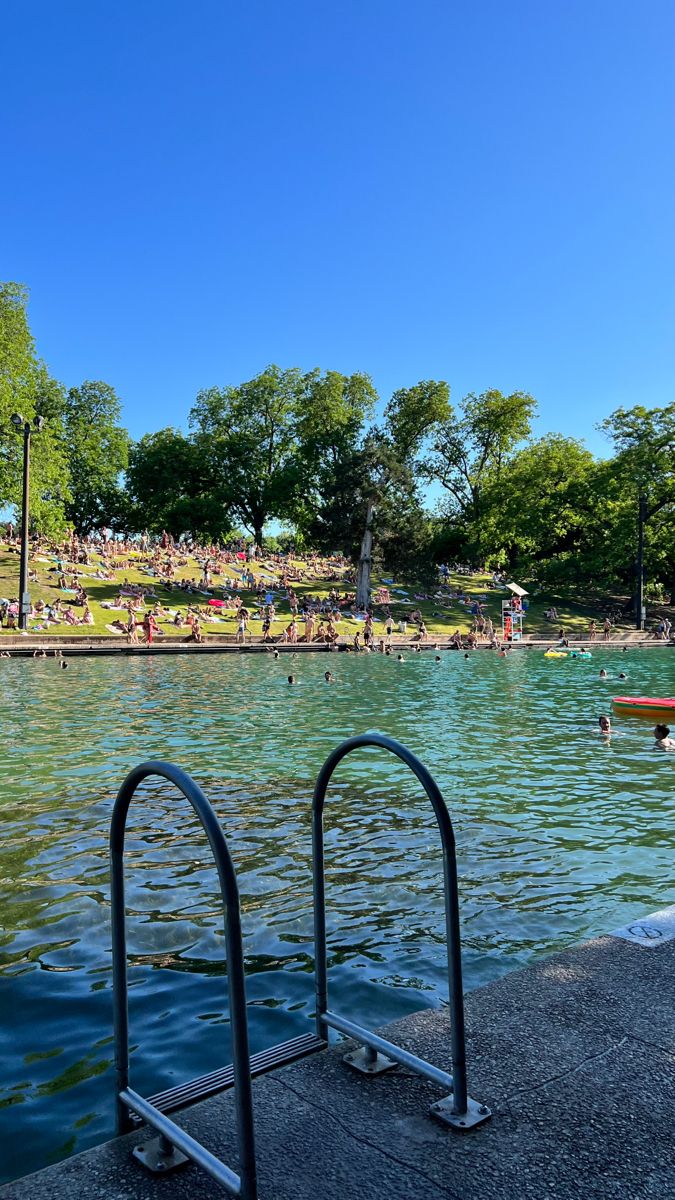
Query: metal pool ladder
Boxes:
[
  {"xmin": 111, "ymin": 761, "xmax": 259, "ymax": 1198},
  {"xmin": 313, "ymin": 733, "xmax": 490, "ymax": 1130},
  {"xmin": 109, "ymin": 738, "xmax": 490, "ymax": 1194}
]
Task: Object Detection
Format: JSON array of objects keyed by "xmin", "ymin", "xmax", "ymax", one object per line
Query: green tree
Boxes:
[
  {"xmin": 383, "ymin": 379, "xmax": 451, "ymax": 461},
  {"xmin": 0, "ymin": 282, "xmax": 70, "ymax": 534},
  {"xmin": 294, "ymin": 369, "xmax": 377, "ymax": 552},
  {"xmin": 61, "ymin": 381, "xmax": 130, "ymax": 534},
  {"xmin": 354, "ymin": 381, "xmax": 450, "ymax": 603},
  {"xmin": 189, "ymin": 365, "xmax": 308, "ymax": 546},
  {"xmin": 597, "ymin": 403, "xmax": 675, "ymax": 601},
  {"xmin": 426, "ymin": 389, "xmax": 537, "ymax": 522},
  {"xmin": 475, "ymin": 434, "xmax": 596, "ymax": 579},
  {"xmin": 125, "ymin": 427, "xmax": 231, "ymax": 539}
]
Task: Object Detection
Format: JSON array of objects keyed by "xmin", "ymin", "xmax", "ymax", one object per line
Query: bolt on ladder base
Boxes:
[
  {"xmin": 133, "ymin": 1135, "xmax": 190, "ymax": 1173},
  {"xmin": 343, "ymin": 1045, "xmax": 398, "ymax": 1075},
  {"xmin": 430, "ymin": 1095, "xmax": 492, "ymax": 1131}
]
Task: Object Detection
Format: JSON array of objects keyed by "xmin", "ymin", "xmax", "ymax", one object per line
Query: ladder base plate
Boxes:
[
  {"xmin": 133, "ymin": 1137, "xmax": 190, "ymax": 1173},
  {"xmin": 430, "ymin": 1095, "xmax": 492, "ymax": 1131},
  {"xmin": 343, "ymin": 1046, "xmax": 399, "ymax": 1075}
]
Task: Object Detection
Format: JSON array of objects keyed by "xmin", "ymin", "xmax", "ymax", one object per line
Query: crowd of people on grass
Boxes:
[{"xmin": 1, "ymin": 525, "xmax": 674, "ymax": 647}]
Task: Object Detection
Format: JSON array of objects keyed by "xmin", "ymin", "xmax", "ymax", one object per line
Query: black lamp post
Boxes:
[{"xmin": 11, "ymin": 413, "xmax": 45, "ymax": 630}]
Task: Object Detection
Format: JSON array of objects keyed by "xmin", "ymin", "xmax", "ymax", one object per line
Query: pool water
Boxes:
[{"xmin": 1, "ymin": 649, "xmax": 674, "ymax": 1182}]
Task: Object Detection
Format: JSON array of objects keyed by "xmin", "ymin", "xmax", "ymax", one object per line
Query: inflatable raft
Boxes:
[
  {"xmin": 613, "ymin": 696, "xmax": 675, "ymax": 719},
  {"xmin": 544, "ymin": 650, "xmax": 567, "ymax": 658}
]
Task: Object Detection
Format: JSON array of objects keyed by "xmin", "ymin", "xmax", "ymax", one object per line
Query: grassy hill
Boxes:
[{"xmin": 0, "ymin": 543, "xmax": 660, "ymax": 642}]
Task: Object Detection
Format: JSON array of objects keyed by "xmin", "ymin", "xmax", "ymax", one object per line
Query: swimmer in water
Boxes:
[
  {"xmin": 435, "ymin": 655, "xmax": 441, "ymax": 662},
  {"xmin": 464, "ymin": 653, "xmax": 470, "ymax": 659},
  {"xmin": 618, "ymin": 672, "xmax": 627, "ymax": 679},
  {"xmin": 599, "ymin": 669, "xmax": 608, "ymax": 679},
  {"xmin": 324, "ymin": 671, "xmax": 335, "ymax": 682},
  {"xmin": 397, "ymin": 654, "xmax": 404, "ymax": 662},
  {"xmin": 598, "ymin": 714, "xmax": 611, "ymax": 736},
  {"xmin": 653, "ymin": 724, "xmax": 675, "ymax": 750},
  {"xmin": 60, "ymin": 660, "xmax": 69, "ymax": 669},
  {"xmin": 287, "ymin": 674, "xmax": 296, "ymax": 684},
  {"xmin": 273, "ymin": 649, "xmax": 280, "ymax": 659}
]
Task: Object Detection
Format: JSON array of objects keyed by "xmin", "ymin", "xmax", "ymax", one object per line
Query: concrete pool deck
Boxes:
[
  {"xmin": 4, "ymin": 913, "xmax": 674, "ymax": 1200},
  {"xmin": 0, "ymin": 633, "xmax": 671, "ymax": 656}
]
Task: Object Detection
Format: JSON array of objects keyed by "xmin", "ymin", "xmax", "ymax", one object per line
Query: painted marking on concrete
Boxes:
[{"xmin": 610, "ymin": 904, "xmax": 675, "ymax": 947}]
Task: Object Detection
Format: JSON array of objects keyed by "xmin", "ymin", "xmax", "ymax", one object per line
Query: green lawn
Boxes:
[{"xmin": 0, "ymin": 544, "xmax": 656, "ymax": 641}]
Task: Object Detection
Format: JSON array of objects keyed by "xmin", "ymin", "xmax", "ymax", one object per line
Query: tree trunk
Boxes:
[
  {"xmin": 254, "ymin": 523, "xmax": 263, "ymax": 550},
  {"xmin": 356, "ymin": 499, "xmax": 375, "ymax": 609}
]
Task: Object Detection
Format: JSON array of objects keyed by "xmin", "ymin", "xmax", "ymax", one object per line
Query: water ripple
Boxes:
[{"xmin": 1, "ymin": 649, "xmax": 674, "ymax": 1180}]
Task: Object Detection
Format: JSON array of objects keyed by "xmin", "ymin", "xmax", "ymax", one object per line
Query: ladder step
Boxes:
[{"xmin": 142, "ymin": 1032, "xmax": 326, "ymax": 1118}]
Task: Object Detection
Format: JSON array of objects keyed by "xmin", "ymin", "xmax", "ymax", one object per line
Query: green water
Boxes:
[{"xmin": 1, "ymin": 649, "xmax": 674, "ymax": 1182}]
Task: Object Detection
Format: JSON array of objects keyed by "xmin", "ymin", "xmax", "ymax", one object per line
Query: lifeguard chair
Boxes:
[{"xmin": 502, "ymin": 582, "xmax": 528, "ymax": 642}]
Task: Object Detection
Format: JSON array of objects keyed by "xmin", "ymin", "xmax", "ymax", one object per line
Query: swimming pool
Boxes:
[{"xmin": 1, "ymin": 649, "xmax": 674, "ymax": 1182}]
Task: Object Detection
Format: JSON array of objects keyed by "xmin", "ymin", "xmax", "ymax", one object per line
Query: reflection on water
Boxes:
[{"xmin": 1, "ymin": 649, "xmax": 674, "ymax": 1181}]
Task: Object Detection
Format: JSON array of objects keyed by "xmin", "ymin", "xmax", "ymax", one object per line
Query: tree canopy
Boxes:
[{"xmin": 2, "ymin": 278, "xmax": 675, "ymax": 602}]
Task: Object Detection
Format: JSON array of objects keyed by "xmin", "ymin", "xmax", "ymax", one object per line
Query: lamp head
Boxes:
[{"xmin": 11, "ymin": 413, "xmax": 24, "ymax": 430}]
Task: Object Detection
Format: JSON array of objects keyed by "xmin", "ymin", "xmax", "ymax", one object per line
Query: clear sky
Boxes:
[{"xmin": 2, "ymin": 0, "xmax": 673, "ymax": 456}]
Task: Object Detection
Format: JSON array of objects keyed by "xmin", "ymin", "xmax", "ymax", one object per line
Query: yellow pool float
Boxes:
[{"xmin": 544, "ymin": 650, "xmax": 567, "ymax": 658}]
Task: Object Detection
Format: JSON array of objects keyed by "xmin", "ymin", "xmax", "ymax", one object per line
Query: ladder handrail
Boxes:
[
  {"xmin": 110, "ymin": 760, "xmax": 257, "ymax": 1198},
  {"xmin": 312, "ymin": 732, "xmax": 472, "ymax": 1117}
]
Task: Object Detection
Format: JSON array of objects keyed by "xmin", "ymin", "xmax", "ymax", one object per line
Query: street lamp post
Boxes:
[{"xmin": 11, "ymin": 414, "xmax": 45, "ymax": 631}]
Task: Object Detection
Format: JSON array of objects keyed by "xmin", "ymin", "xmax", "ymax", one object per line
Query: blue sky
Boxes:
[{"xmin": 2, "ymin": 0, "xmax": 673, "ymax": 457}]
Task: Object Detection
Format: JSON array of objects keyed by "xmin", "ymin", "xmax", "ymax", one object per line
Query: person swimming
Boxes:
[
  {"xmin": 653, "ymin": 723, "xmax": 675, "ymax": 750},
  {"xmin": 464, "ymin": 652, "xmax": 470, "ymax": 659},
  {"xmin": 435, "ymin": 655, "xmax": 441, "ymax": 662},
  {"xmin": 324, "ymin": 671, "xmax": 335, "ymax": 682},
  {"xmin": 397, "ymin": 654, "xmax": 404, "ymax": 662},
  {"xmin": 287, "ymin": 674, "xmax": 296, "ymax": 684},
  {"xmin": 598, "ymin": 714, "xmax": 611, "ymax": 736},
  {"xmin": 618, "ymin": 672, "xmax": 627, "ymax": 679},
  {"xmin": 599, "ymin": 669, "xmax": 608, "ymax": 679},
  {"xmin": 273, "ymin": 649, "xmax": 280, "ymax": 658}
]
